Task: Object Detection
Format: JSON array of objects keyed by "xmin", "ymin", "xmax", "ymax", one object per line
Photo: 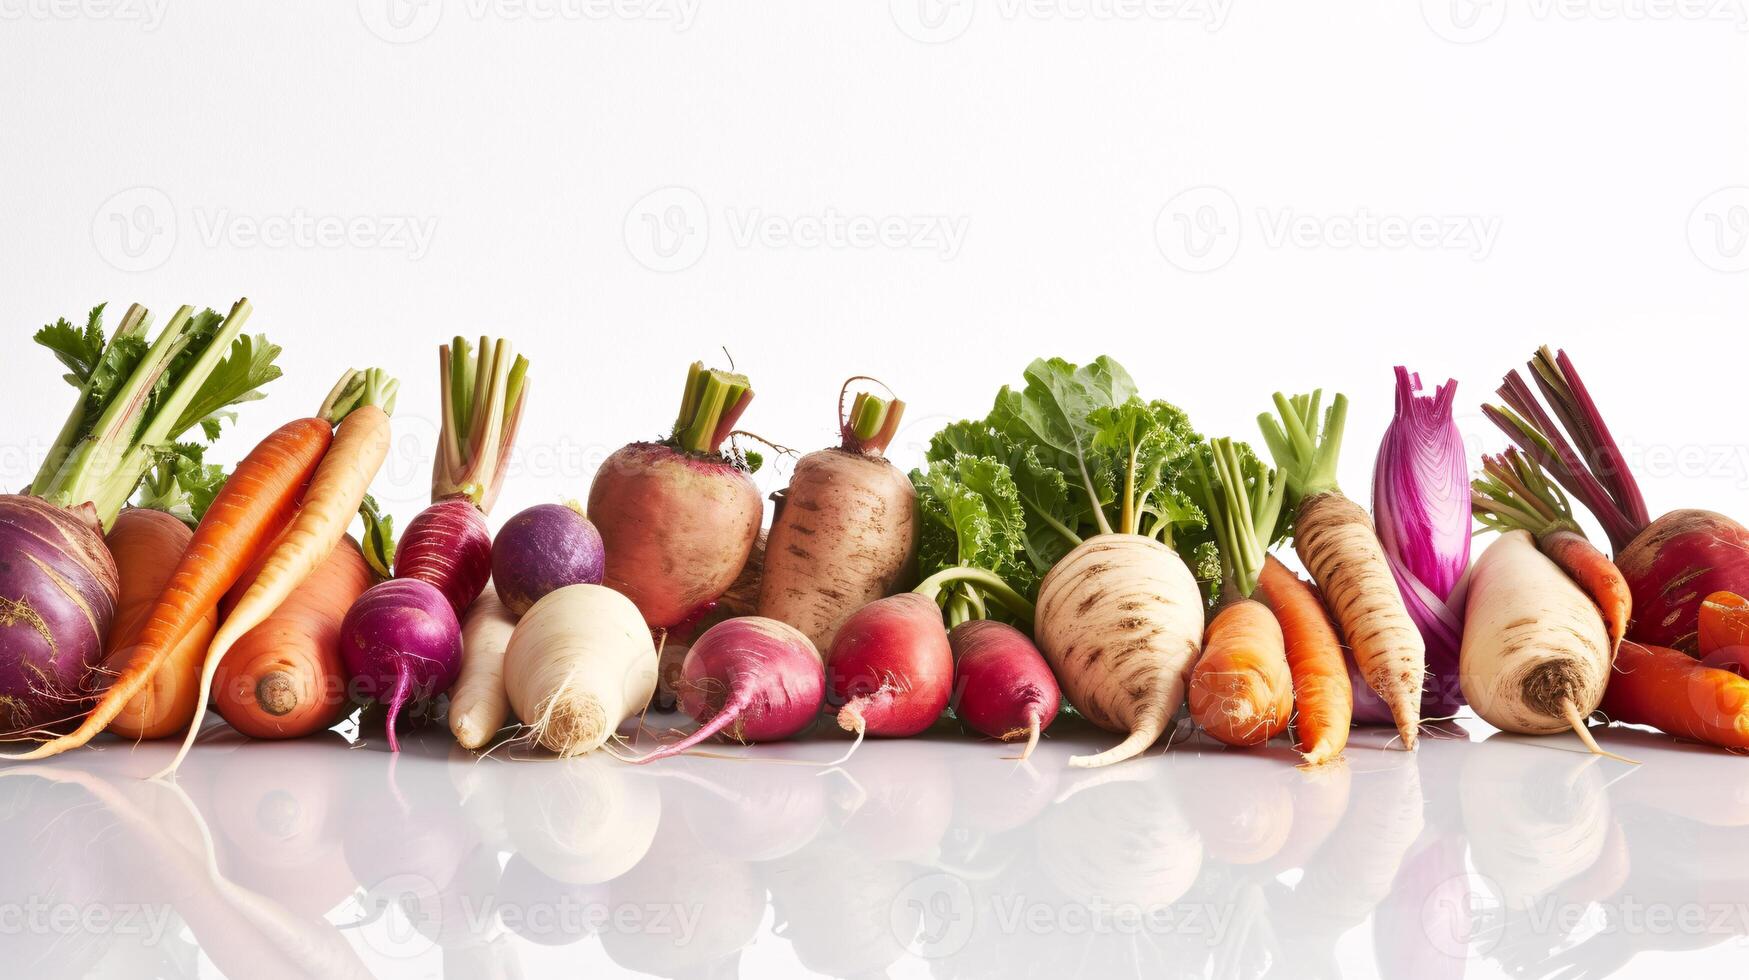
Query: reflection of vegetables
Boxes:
[
  {"xmin": 1256, "ymin": 556, "xmax": 1352, "ymax": 766},
  {"xmin": 666, "ymin": 760, "xmax": 828, "ymax": 862},
  {"xmin": 916, "ymin": 357, "xmax": 1213, "ymax": 768},
  {"xmin": 1486, "ymin": 347, "xmax": 1749, "ymax": 652},
  {"xmin": 102, "ymin": 508, "xmax": 217, "ymax": 740},
  {"xmin": 947, "ymin": 619, "xmax": 1060, "ymax": 760},
  {"xmin": 757, "ymin": 379, "xmax": 918, "ymax": 651},
  {"xmin": 1260, "ymin": 762, "xmax": 1352, "ymax": 875},
  {"xmin": 630, "ymin": 616, "xmax": 824, "ymax": 762},
  {"xmin": 1460, "ymin": 736, "xmax": 1609, "ymax": 910},
  {"xmin": 1460, "ymin": 531, "xmax": 1616, "ymax": 753},
  {"xmin": 1260, "ymin": 390, "xmax": 1425, "ymax": 748},
  {"xmin": 601, "ymin": 810, "xmax": 764, "ymax": 980},
  {"xmin": 1373, "ymin": 367, "xmax": 1469, "ymax": 714},
  {"xmin": 1038, "ymin": 769, "xmax": 1203, "ymax": 909},
  {"xmin": 1602, "ymin": 641, "xmax": 1749, "ymax": 750},
  {"xmin": 503, "ymin": 584, "xmax": 658, "ymax": 757},
  {"xmin": 506, "ymin": 756, "xmax": 659, "ymax": 884},
  {"xmin": 831, "ymin": 744, "xmax": 954, "ymax": 863},
  {"xmin": 1181, "ymin": 758, "xmax": 1293, "ymax": 865},
  {"xmin": 765, "ymin": 839, "xmax": 915, "ymax": 979}
]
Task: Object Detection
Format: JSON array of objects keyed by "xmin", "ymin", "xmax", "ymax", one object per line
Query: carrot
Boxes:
[
  {"xmin": 1257, "ymin": 555, "xmax": 1352, "ymax": 765},
  {"xmin": 163, "ymin": 369, "xmax": 396, "ymax": 774},
  {"xmin": 1473, "ymin": 448, "xmax": 1632, "ymax": 650},
  {"xmin": 1186, "ymin": 439, "xmax": 1294, "ymax": 748},
  {"xmin": 1602, "ymin": 641, "xmax": 1749, "ymax": 750},
  {"xmin": 1190, "ymin": 600, "xmax": 1292, "ymax": 746},
  {"xmin": 1260, "ymin": 391, "xmax": 1425, "ymax": 749},
  {"xmin": 212, "ymin": 537, "xmax": 375, "ymax": 740},
  {"xmin": 1699, "ymin": 591, "xmax": 1749, "ymax": 674},
  {"xmin": 3, "ymin": 416, "xmax": 333, "ymax": 761},
  {"xmin": 101, "ymin": 509, "xmax": 220, "ymax": 740}
]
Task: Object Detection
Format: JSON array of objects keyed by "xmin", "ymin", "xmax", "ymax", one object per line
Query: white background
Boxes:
[{"xmin": 2, "ymin": 3, "xmax": 1748, "ymax": 978}]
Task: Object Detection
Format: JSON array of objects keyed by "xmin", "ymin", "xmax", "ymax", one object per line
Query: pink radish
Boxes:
[
  {"xmin": 825, "ymin": 593, "xmax": 953, "ymax": 741},
  {"xmin": 948, "ymin": 620, "xmax": 1060, "ymax": 760},
  {"xmin": 339, "ymin": 578, "xmax": 463, "ymax": 752},
  {"xmin": 626, "ymin": 616, "xmax": 825, "ymax": 763}
]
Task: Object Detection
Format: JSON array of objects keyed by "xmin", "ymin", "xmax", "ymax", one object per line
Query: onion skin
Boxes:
[
  {"xmin": 0, "ymin": 497, "xmax": 119, "ymax": 737},
  {"xmin": 395, "ymin": 499, "xmax": 493, "ymax": 618},
  {"xmin": 587, "ymin": 442, "xmax": 761, "ymax": 630},
  {"xmin": 1618, "ymin": 509, "xmax": 1749, "ymax": 653}
]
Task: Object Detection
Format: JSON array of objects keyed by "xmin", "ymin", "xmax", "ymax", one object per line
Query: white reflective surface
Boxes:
[{"xmin": 2, "ymin": 717, "xmax": 1746, "ymax": 979}]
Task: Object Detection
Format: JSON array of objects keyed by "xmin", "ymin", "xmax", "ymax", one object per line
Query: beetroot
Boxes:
[
  {"xmin": 340, "ymin": 578, "xmax": 463, "ymax": 751},
  {"xmin": 948, "ymin": 619, "xmax": 1060, "ymax": 759},
  {"xmin": 1616, "ymin": 509, "xmax": 1749, "ymax": 651},
  {"xmin": 491, "ymin": 502, "xmax": 605, "ymax": 616},
  {"xmin": 825, "ymin": 593, "xmax": 953, "ymax": 738},
  {"xmin": 0, "ymin": 498, "xmax": 118, "ymax": 736},
  {"xmin": 629, "ymin": 616, "xmax": 824, "ymax": 763}
]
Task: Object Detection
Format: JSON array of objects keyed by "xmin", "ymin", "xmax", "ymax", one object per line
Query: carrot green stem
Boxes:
[
  {"xmin": 1471, "ymin": 447, "xmax": 1584, "ymax": 539},
  {"xmin": 1258, "ymin": 390, "xmax": 1346, "ymax": 500},
  {"xmin": 671, "ymin": 361, "xmax": 753, "ymax": 456},
  {"xmin": 1192, "ymin": 438, "xmax": 1287, "ymax": 599},
  {"xmin": 914, "ymin": 566, "xmax": 1038, "ymax": 623},
  {"xmin": 319, "ymin": 368, "xmax": 400, "ymax": 424},
  {"xmin": 433, "ymin": 336, "xmax": 528, "ymax": 513}
]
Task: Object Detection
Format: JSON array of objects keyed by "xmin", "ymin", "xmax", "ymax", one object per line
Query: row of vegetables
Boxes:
[{"xmin": 3, "ymin": 297, "xmax": 1748, "ymax": 771}]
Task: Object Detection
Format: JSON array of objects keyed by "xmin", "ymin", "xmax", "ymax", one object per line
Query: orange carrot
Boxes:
[
  {"xmin": 4, "ymin": 417, "xmax": 333, "ymax": 761},
  {"xmin": 1189, "ymin": 598, "xmax": 1293, "ymax": 747},
  {"xmin": 1699, "ymin": 591, "xmax": 1749, "ymax": 674},
  {"xmin": 1602, "ymin": 641, "xmax": 1749, "ymax": 750},
  {"xmin": 103, "ymin": 509, "xmax": 219, "ymax": 740},
  {"xmin": 1473, "ymin": 449, "xmax": 1632, "ymax": 650},
  {"xmin": 212, "ymin": 537, "xmax": 375, "ymax": 740},
  {"xmin": 1258, "ymin": 555, "xmax": 1353, "ymax": 765},
  {"xmin": 164, "ymin": 370, "xmax": 396, "ymax": 774}
]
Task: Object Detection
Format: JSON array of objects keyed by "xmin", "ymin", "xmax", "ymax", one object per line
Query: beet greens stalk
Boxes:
[{"xmin": 432, "ymin": 336, "xmax": 529, "ymax": 514}]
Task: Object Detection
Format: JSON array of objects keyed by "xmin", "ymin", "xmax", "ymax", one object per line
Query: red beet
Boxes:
[
  {"xmin": 1617, "ymin": 509, "xmax": 1749, "ymax": 651},
  {"xmin": 948, "ymin": 619, "xmax": 1061, "ymax": 759},
  {"xmin": 395, "ymin": 499, "xmax": 493, "ymax": 618},
  {"xmin": 825, "ymin": 593, "xmax": 952, "ymax": 738}
]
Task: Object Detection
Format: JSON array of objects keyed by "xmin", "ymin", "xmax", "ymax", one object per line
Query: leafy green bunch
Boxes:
[{"xmin": 911, "ymin": 356, "xmax": 1220, "ymax": 627}]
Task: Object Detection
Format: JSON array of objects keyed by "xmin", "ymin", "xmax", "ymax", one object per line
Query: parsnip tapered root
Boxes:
[
  {"xmin": 1461, "ymin": 530, "xmax": 1625, "ymax": 760},
  {"xmin": 1295, "ymin": 491, "xmax": 1425, "ymax": 748},
  {"xmin": 451, "ymin": 586, "xmax": 517, "ymax": 750},
  {"xmin": 504, "ymin": 585, "xmax": 658, "ymax": 757},
  {"xmin": 1034, "ymin": 534, "xmax": 1204, "ymax": 768}
]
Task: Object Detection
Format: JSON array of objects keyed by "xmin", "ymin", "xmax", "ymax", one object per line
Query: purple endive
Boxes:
[{"xmin": 1367, "ymin": 366, "xmax": 1469, "ymax": 719}]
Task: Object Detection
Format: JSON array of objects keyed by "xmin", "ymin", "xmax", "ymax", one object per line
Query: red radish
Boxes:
[
  {"xmin": 588, "ymin": 362, "xmax": 761, "ymax": 630},
  {"xmin": 756, "ymin": 379, "xmax": 918, "ymax": 651},
  {"xmin": 339, "ymin": 578, "xmax": 463, "ymax": 752},
  {"xmin": 1487, "ymin": 347, "xmax": 1749, "ymax": 652},
  {"xmin": 395, "ymin": 499, "xmax": 493, "ymax": 617},
  {"xmin": 947, "ymin": 619, "xmax": 1060, "ymax": 760},
  {"xmin": 626, "ymin": 616, "xmax": 824, "ymax": 763},
  {"xmin": 825, "ymin": 593, "xmax": 953, "ymax": 740}
]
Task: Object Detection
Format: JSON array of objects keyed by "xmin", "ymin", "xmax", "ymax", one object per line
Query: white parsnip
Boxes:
[
  {"xmin": 504, "ymin": 584, "xmax": 658, "ymax": 757},
  {"xmin": 451, "ymin": 586, "xmax": 517, "ymax": 750}
]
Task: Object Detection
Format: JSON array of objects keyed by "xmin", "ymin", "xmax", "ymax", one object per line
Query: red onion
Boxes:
[{"xmin": 1371, "ymin": 367, "xmax": 1468, "ymax": 716}]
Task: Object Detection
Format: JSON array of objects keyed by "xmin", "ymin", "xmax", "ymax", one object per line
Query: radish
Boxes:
[
  {"xmin": 825, "ymin": 592, "xmax": 953, "ymax": 740},
  {"xmin": 626, "ymin": 616, "xmax": 823, "ymax": 763},
  {"xmin": 490, "ymin": 502, "xmax": 605, "ymax": 616},
  {"xmin": 588, "ymin": 361, "xmax": 761, "ymax": 630},
  {"xmin": 1487, "ymin": 347, "xmax": 1749, "ymax": 652},
  {"xmin": 947, "ymin": 619, "xmax": 1060, "ymax": 760},
  {"xmin": 503, "ymin": 584, "xmax": 658, "ymax": 757},
  {"xmin": 756, "ymin": 379, "xmax": 918, "ymax": 651},
  {"xmin": 395, "ymin": 499, "xmax": 493, "ymax": 617},
  {"xmin": 655, "ymin": 529, "xmax": 765, "ymax": 710},
  {"xmin": 1460, "ymin": 530, "xmax": 1622, "ymax": 758},
  {"xmin": 338, "ymin": 578, "xmax": 463, "ymax": 753},
  {"xmin": 913, "ymin": 357, "xmax": 1212, "ymax": 768}
]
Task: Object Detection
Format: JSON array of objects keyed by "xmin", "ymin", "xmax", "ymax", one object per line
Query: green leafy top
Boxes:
[
  {"xmin": 30, "ymin": 299, "xmax": 282, "ymax": 528},
  {"xmin": 434, "ymin": 336, "xmax": 528, "ymax": 514},
  {"xmin": 358, "ymin": 493, "xmax": 397, "ymax": 580},
  {"xmin": 131, "ymin": 442, "xmax": 229, "ymax": 527},
  {"xmin": 1191, "ymin": 438, "xmax": 1290, "ymax": 601},
  {"xmin": 911, "ymin": 356, "xmax": 1216, "ymax": 627},
  {"xmin": 1257, "ymin": 389, "xmax": 1348, "ymax": 502}
]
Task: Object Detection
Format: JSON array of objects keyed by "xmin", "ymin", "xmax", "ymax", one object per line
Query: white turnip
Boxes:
[{"xmin": 503, "ymin": 584, "xmax": 658, "ymax": 757}]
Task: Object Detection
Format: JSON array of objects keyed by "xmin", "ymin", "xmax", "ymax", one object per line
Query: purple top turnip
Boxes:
[
  {"xmin": 491, "ymin": 503, "xmax": 605, "ymax": 616},
  {"xmin": 340, "ymin": 578, "xmax": 463, "ymax": 752}
]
